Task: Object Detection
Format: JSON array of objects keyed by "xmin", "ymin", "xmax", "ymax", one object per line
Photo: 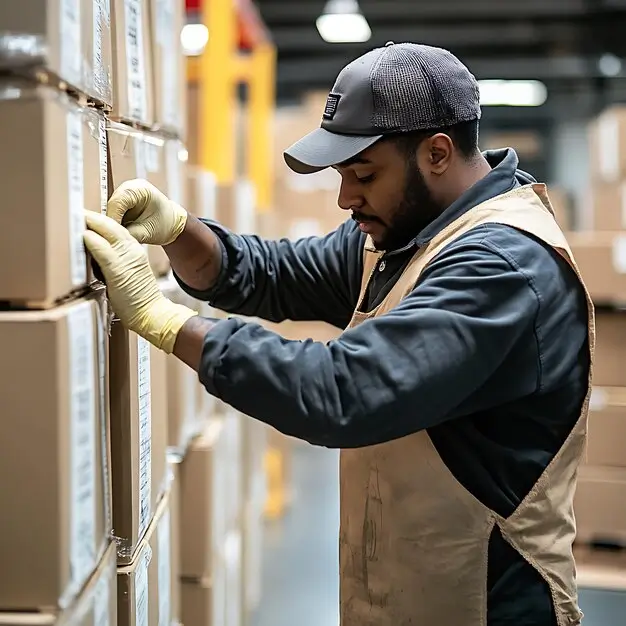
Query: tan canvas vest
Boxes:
[{"xmin": 339, "ymin": 183, "xmax": 595, "ymax": 626}]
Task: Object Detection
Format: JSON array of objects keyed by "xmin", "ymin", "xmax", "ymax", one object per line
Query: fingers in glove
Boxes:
[
  {"xmin": 107, "ymin": 178, "xmax": 152, "ymax": 224},
  {"xmin": 126, "ymin": 221, "xmax": 151, "ymax": 244},
  {"xmin": 84, "ymin": 210, "xmax": 135, "ymax": 244}
]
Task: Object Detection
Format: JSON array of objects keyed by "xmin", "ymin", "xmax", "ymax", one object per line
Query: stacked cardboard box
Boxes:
[
  {"xmin": 0, "ymin": 2, "xmax": 116, "ymax": 623},
  {"xmin": 0, "ymin": 0, "xmax": 191, "ymax": 624},
  {"xmin": 559, "ymin": 107, "xmax": 626, "ymax": 582}
]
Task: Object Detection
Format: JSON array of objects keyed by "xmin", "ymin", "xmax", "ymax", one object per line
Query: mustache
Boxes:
[{"xmin": 351, "ymin": 211, "xmax": 383, "ymax": 224}]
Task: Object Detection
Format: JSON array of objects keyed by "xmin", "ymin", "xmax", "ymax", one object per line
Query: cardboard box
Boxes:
[
  {"xmin": 107, "ymin": 121, "xmax": 171, "ymax": 277},
  {"xmin": 117, "ymin": 488, "xmax": 177, "ymax": 626},
  {"xmin": 165, "ymin": 139, "xmax": 188, "ymax": 208},
  {"xmin": 587, "ymin": 388, "xmax": 626, "ymax": 467},
  {"xmin": 180, "ymin": 529, "xmax": 242, "ymax": 626},
  {"xmin": 167, "ymin": 460, "xmax": 182, "ymax": 624},
  {"xmin": 566, "ymin": 231, "xmax": 626, "ymax": 304},
  {"xmin": 546, "ymin": 186, "xmax": 572, "ymax": 231},
  {"xmin": 242, "ymin": 497, "xmax": 264, "ymax": 615},
  {"xmin": 0, "ymin": 292, "xmax": 112, "ymax": 610},
  {"xmin": 109, "ymin": 322, "xmax": 168, "ymax": 564},
  {"xmin": 180, "ymin": 419, "xmax": 244, "ymax": 579},
  {"xmin": 0, "ymin": 82, "xmax": 106, "ymax": 305},
  {"xmin": 574, "ymin": 466, "xmax": 626, "ymax": 546},
  {"xmin": 111, "ymin": 0, "xmax": 155, "ymax": 125},
  {"xmin": 574, "ymin": 545, "xmax": 626, "ymax": 590},
  {"xmin": 587, "ymin": 181, "xmax": 626, "ymax": 231},
  {"xmin": 156, "ymin": 278, "xmax": 206, "ymax": 454},
  {"xmin": 149, "ymin": 0, "xmax": 186, "ymax": 137},
  {"xmin": 0, "ymin": 1, "xmax": 112, "ymax": 104},
  {"xmin": 589, "ymin": 106, "xmax": 626, "ymax": 183},
  {"xmin": 0, "ymin": 542, "xmax": 118, "ymax": 626},
  {"xmin": 186, "ymin": 166, "xmax": 218, "ymax": 221},
  {"xmin": 594, "ymin": 311, "xmax": 626, "ymax": 387}
]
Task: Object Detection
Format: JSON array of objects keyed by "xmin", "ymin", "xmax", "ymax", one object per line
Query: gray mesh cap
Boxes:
[{"xmin": 283, "ymin": 42, "xmax": 482, "ymax": 174}]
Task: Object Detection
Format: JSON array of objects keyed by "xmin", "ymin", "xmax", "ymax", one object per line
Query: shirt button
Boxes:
[{"xmin": 378, "ymin": 260, "xmax": 386, "ymax": 272}]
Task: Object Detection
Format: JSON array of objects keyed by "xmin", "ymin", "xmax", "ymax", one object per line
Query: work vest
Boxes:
[{"xmin": 339, "ymin": 183, "xmax": 595, "ymax": 626}]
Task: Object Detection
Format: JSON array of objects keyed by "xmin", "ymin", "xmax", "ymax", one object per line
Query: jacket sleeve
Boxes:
[
  {"xmin": 195, "ymin": 235, "xmax": 542, "ymax": 448},
  {"xmin": 173, "ymin": 218, "xmax": 364, "ymax": 330}
]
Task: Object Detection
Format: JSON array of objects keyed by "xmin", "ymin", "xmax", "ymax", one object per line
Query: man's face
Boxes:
[{"xmin": 334, "ymin": 139, "xmax": 444, "ymax": 251}]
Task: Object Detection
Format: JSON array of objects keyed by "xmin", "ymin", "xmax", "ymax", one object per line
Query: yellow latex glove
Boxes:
[
  {"xmin": 83, "ymin": 210, "xmax": 197, "ymax": 353},
  {"xmin": 107, "ymin": 178, "xmax": 188, "ymax": 246}
]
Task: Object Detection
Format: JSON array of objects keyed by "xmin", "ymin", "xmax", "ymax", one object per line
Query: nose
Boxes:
[{"xmin": 337, "ymin": 178, "xmax": 364, "ymax": 211}]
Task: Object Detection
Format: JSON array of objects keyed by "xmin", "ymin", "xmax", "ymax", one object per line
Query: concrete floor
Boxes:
[{"xmin": 252, "ymin": 444, "xmax": 626, "ymax": 626}]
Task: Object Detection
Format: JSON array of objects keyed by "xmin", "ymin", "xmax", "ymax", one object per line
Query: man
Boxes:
[{"xmin": 84, "ymin": 42, "xmax": 593, "ymax": 625}]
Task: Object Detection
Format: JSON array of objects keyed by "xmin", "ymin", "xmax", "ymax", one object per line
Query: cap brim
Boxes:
[{"xmin": 283, "ymin": 128, "xmax": 383, "ymax": 174}]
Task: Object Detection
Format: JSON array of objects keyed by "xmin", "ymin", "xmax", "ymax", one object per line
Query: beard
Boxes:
[{"xmin": 354, "ymin": 166, "xmax": 443, "ymax": 251}]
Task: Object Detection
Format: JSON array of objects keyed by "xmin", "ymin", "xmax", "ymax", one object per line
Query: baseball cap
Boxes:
[{"xmin": 283, "ymin": 42, "xmax": 481, "ymax": 174}]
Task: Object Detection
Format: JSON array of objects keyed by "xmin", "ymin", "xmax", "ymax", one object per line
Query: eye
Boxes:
[{"xmin": 356, "ymin": 173, "xmax": 375, "ymax": 184}]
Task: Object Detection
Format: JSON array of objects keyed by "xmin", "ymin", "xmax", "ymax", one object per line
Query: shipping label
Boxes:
[
  {"xmin": 135, "ymin": 545, "xmax": 152, "ymax": 626},
  {"xmin": 135, "ymin": 138, "xmax": 148, "ymax": 180},
  {"xmin": 157, "ymin": 509, "xmax": 172, "ymax": 626},
  {"xmin": 67, "ymin": 111, "xmax": 88, "ymax": 286},
  {"xmin": 61, "ymin": 0, "xmax": 82, "ymax": 86},
  {"xmin": 68, "ymin": 302, "xmax": 97, "ymax": 589},
  {"xmin": 145, "ymin": 141, "xmax": 160, "ymax": 174},
  {"xmin": 99, "ymin": 117, "xmax": 108, "ymax": 213},
  {"xmin": 137, "ymin": 336, "xmax": 152, "ymax": 539},
  {"xmin": 157, "ymin": 0, "xmax": 178, "ymax": 126},
  {"xmin": 124, "ymin": 0, "xmax": 148, "ymax": 121},
  {"xmin": 166, "ymin": 142, "xmax": 182, "ymax": 205},
  {"xmin": 93, "ymin": 0, "xmax": 104, "ymax": 92}
]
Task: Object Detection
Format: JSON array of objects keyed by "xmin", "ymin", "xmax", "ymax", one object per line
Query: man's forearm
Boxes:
[
  {"xmin": 172, "ymin": 315, "xmax": 215, "ymax": 371},
  {"xmin": 164, "ymin": 214, "xmax": 222, "ymax": 291}
]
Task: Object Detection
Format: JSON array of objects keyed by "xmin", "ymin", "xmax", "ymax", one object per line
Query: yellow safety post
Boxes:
[
  {"xmin": 199, "ymin": 0, "xmax": 237, "ymax": 184},
  {"xmin": 247, "ymin": 43, "xmax": 275, "ymax": 212}
]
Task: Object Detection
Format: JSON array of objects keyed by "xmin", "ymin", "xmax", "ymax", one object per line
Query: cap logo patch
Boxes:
[{"xmin": 323, "ymin": 93, "xmax": 341, "ymax": 120}]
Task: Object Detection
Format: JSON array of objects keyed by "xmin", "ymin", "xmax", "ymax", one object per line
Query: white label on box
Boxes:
[
  {"xmin": 68, "ymin": 302, "xmax": 97, "ymax": 589},
  {"xmin": 157, "ymin": 509, "xmax": 172, "ymax": 626},
  {"xmin": 135, "ymin": 545, "xmax": 152, "ymax": 626},
  {"xmin": 199, "ymin": 171, "xmax": 218, "ymax": 221},
  {"xmin": 166, "ymin": 142, "xmax": 182, "ymax": 204},
  {"xmin": 145, "ymin": 142, "xmax": 160, "ymax": 174},
  {"xmin": 135, "ymin": 140, "xmax": 148, "ymax": 180},
  {"xmin": 124, "ymin": 0, "xmax": 148, "ymax": 122},
  {"xmin": 61, "ymin": 0, "xmax": 82, "ymax": 85},
  {"xmin": 599, "ymin": 113, "xmax": 620, "ymax": 181},
  {"xmin": 235, "ymin": 180, "xmax": 256, "ymax": 233},
  {"xmin": 94, "ymin": 561, "xmax": 111, "ymax": 626},
  {"xmin": 93, "ymin": 0, "xmax": 104, "ymax": 89},
  {"xmin": 67, "ymin": 110, "xmax": 88, "ymax": 287},
  {"xmin": 99, "ymin": 117, "xmax": 108, "ymax": 213},
  {"xmin": 156, "ymin": 0, "xmax": 178, "ymax": 126},
  {"xmin": 612, "ymin": 235, "xmax": 626, "ymax": 274},
  {"xmin": 137, "ymin": 336, "xmax": 152, "ymax": 538}
]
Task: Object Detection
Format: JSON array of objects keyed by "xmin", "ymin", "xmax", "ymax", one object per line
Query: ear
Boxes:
[{"xmin": 425, "ymin": 133, "xmax": 454, "ymax": 175}]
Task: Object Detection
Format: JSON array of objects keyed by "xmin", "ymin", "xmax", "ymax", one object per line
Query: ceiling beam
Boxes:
[
  {"xmin": 276, "ymin": 54, "xmax": 621, "ymax": 83},
  {"xmin": 258, "ymin": 0, "xmax": 590, "ymax": 24}
]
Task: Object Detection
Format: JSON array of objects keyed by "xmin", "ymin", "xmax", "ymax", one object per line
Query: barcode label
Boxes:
[
  {"xmin": 95, "ymin": 301, "xmax": 111, "ymax": 530},
  {"xmin": 68, "ymin": 302, "xmax": 97, "ymax": 588},
  {"xmin": 67, "ymin": 111, "xmax": 87, "ymax": 286},
  {"xmin": 137, "ymin": 336, "xmax": 152, "ymax": 538},
  {"xmin": 135, "ymin": 545, "xmax": 151, "ymax": 626},
  {"xmin": 157, "ymin": 509, "xmax": 172, "ymax": 626},
  {"xmin": 157, "ymin": 0, "xmax": 178, "ymax": 127},
  {"xmin": 94, "ymin": 561, "xmax": 112, "ymax": 626},
  {"xmin": 124, "ymin": 0, "xmax": 148, "ymax": 121},
  {"xmin": 61, "ymin": 0, "xmax": 82, "ymax": 85},
  {"xmin": 166, "ymin": 142, "xmax": 182, "ymax": 204},
  {"xmin": 93, "ymin": 0, "xmax": 104, "ymax": 93},
  {"xmin": 98, "ymin": 118, "xmax": 108, "ymax": 213},
  {"xmin": 145, "ymin": 142, "xmax": 159, "ymax": 173},
  {"xmin": 135, "ymin": 140, "xmax": 148, "ymax": 180}
]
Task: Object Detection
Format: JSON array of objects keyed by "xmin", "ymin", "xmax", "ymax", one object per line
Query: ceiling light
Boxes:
[
  {"xmin": 598, "ymin": 53, "xmax": 622, "ymax": 77},
  {"xmin": 316, "ymin": 0, "xmax": 372, "ymax": 44},
  {"xmin": 478, "ymin": 79, "xmax": 548, "ymax": 107},
  {"xmin": 181, "ymin": 23, "xmax": 209, "ymax": 56}
]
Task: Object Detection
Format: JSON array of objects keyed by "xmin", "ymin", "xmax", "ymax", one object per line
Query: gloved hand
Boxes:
[
  {"xmin": 107, "ymin": 179, "xmax": 188, "ymax": 246},
  {"xmin": 83, "ymin": 210, "xmax": 198, "ymax": 353}
]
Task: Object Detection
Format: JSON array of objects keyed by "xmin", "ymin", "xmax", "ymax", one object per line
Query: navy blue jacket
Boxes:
[{"xmin": 176, "ymin": 148, "xmax": 590, "ymax": 625}]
